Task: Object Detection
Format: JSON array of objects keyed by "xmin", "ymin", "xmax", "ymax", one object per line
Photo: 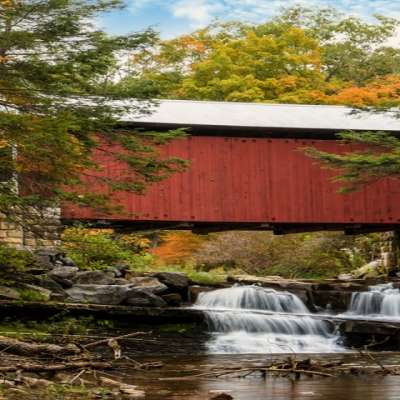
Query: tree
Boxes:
[
  {"xmin": 121, "ymin": 7, "xmax": 400, "ymax": 104},
  {"xmin": 277, "ymin": 6, "xmax": 400, "ymax": 85},
  {"xmin": 0, "ymin": 0, "xmax": 185, "ymax": 224}
]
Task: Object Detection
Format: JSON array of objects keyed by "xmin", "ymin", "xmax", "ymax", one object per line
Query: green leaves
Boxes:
[{"xmin": 305, "ymin": 131, "xmax": 400, "ymax": 192}]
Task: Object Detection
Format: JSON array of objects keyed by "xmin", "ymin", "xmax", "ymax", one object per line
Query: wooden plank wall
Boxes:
[{"xmin": 62, "ymin": 136, "xmax": 400, "ymax": 225}]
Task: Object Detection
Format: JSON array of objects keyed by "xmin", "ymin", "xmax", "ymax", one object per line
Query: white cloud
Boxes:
[
  {"xmin": 170, "ymin": 0, "xmax": 224, "ymax": 27},
  {"xmin": 127, "ymin": 0, "xmax": 159, "ymax": 13}
]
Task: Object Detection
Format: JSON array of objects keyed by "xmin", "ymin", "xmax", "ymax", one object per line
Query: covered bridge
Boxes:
[{"xmin": 62, "ymin": 100, "xmax": 400, "ymax": 234}]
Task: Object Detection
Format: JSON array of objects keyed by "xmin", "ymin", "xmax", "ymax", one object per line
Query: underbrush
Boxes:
[
  {"xmin": 155, "ymin": 264, "xmax": 228, "ymax": 285},
  {"xmin": 61, "ymin": 226, "xmax": 154, "ymax": 271}
]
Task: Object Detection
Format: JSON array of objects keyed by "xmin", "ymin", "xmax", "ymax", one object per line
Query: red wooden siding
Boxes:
[{"xmin": 62, "ymin": 136, "xmax": 400, "ymax": 226}]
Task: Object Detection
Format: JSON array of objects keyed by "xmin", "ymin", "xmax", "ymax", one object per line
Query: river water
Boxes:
[
  {"xmin": 119, "ymin": 284, "xmax": 400, "ymax": 399},
  {"xmin": 121, "ymin": 353, "xmax": 400, "ymax": 400}
]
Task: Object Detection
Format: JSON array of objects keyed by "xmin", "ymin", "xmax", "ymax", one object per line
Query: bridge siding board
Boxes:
[{"xmin": 62, "ymin": 136, "xmax": 400, "ymax": 227}]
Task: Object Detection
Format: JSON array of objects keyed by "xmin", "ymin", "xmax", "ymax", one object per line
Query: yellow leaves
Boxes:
[
  {"xmin": 0, "ymin": 139, "xmax": 11, "ymax": 149},
  {"xmin": 0, "ymin": 0, "xmax": 13, "ymax": 7}
]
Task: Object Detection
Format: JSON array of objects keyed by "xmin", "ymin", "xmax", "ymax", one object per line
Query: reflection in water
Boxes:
[
  {"xmin": 127, "ymin": 354, "xmax": 400, "ymax": 400},
  {"xmin": 194, "ymin": 286, "xmax": 344, "ymax": 354}
]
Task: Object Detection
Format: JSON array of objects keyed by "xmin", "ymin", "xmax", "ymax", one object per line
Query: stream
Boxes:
[
  {"xmin": 116, "ymin": 283, "xmax": 400, "ymax": 399},
  {"xmin": 118, "ymin": 353, "xmax": 400, "ymax": 400}
]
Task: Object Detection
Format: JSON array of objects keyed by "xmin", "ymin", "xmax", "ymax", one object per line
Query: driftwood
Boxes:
[
  {"xmin": 83, "ymin": 331, "xmax": 149, "ymax": 349},
  {"xmin": 159, "ymin": 356, "xmax": 400, "ymax": 381},
  {"xmin": 0, "ymin": 360, "xmax": 112, "ymax": 373},
  {"xmin": 0, "ymin": 335, "xmax": 80, "ymax": 356}
]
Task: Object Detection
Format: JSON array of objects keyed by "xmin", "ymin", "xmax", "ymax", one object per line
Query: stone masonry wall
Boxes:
[
  {"xmin": 0, "ymin": 217, "xmax": 24, "ymax": 249},
  {"xmin": 0, "ymin": 207, "xmax": 61, "ymax": 250}
]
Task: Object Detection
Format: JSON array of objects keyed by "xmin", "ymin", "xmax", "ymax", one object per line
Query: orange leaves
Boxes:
[
  {"xmin": 152, "ymin": 231, "xmax": 206, "ymax": 265},
  {"xmin": 316, "ymin": 75, "xmax": 400, "ymax": 107}
]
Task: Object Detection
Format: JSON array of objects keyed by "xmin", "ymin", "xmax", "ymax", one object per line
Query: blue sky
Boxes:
[{"xmin": 99, "ymin": 0, "xmax": 400, "ymax": 38}]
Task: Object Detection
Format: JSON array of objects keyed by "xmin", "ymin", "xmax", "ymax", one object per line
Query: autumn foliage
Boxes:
[
  {"xmin": 152, "ymin": 231, "xmax": 207, "ymax": 265},
  {"xmin": 121, "ymin": 8, "xmax": 400, "ymax": 109}
]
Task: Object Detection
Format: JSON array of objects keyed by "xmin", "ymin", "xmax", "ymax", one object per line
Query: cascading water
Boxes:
[
  {"xmin": 345, "ymin": 283, "xmax": 400, "ymax": 319},
  {"xmin": 194, "ymin": 285, "xmax": 344, "ymax": 354}
]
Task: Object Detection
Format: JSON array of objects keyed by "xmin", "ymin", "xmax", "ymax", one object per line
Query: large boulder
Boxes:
[
  {"xmin": 65, "ymin": 284, "xmax": 130, "ymax": 305},
  {"xmin": 351, "ymin": 260, "xmax": 385, "ymax": 279},
  {"xmin": 49, "ymin": 266, "xmax": 79, "ymax": 281},
  {"xmin": 125, "ymin": 288, "xmax": 166, "ymax": 307},
  {"xmin": 127, "ymin": 277, "xmax": 168, "ymax": 294},
  {"xmin": 31, "ymin": 275, "xmax": 66, "ymax": 295},
  {"xmin": 72, "ymin": 270, "xmax": 115, "ymax": 285},
  {"xmin": 153, "ymin": 272, "xmax": 189, "ymax": 291}
]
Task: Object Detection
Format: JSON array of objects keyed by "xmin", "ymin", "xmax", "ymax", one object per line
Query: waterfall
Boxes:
[
  {"xmin": 194, "ymin": 286, "xmax": 343, "ymax": 354},
  {"xmin": 346, "ymin": 283, "xmax": 400, "ymax": 318}
]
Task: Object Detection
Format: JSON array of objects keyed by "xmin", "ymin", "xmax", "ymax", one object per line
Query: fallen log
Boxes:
[
  {"xmin": 83, "ymin": 331, "xmax": 149, "ymax": 349},
  {"xmin": 0, "ymin": 360, "xmax": 112, "ymax": 373},
  {"xmin": 0, "ymin": 335, "xmax": 80, "ymax": 356}
]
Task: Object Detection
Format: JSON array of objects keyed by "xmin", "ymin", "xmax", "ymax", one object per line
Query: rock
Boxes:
[
  {"xmin": 337, "ymin": 274, "xmax": 353, "ymax": 281},
  {"xmin": 105, "ymin": 267, "xmax": 121, "ymax": 277},
  {"xmin": 0, "ymin": 286, "xmax": 20, "ymax": 300},
  {"xmin": 72, "ymin": 270, "xmax": 115, "ymax": 285},
  {"xmin": 229, "ymin": 275, "xmax": 312, "ymax": 291},
  {"xmin": 209, "ymin": 393, "xmax": 234, "ymax": 400},
  {"xmin": 114, "ymin": 263, "xmax": 132, "ymax": 276},
  {"xmin": 124, "ymin": 271, "xmax": 145, "ymax": 280},
  {"xmin": 49, "ymin": 266, "xmax": 79, "ymax": 280},
  {"xmin": 120, "ymin": 387, "xmax": 145, "ymax": 399},
  {"xmin": 127, "ymin": 276, "xmax": 168, "ymax": 294},
  {"xmin": 113, "ymin": 278, "xmax": 130, "ymax": 285},
  {"xmin": 352, "ymin": 260, "xmax": 385, "ymax": 279},
  {"xmin": 162, "ymin": 293, "xmax": 182, "ymax": 306},
  {"xmin": 125, "ymin": 288, "xmax": 167, "ymax": 307},
  {"xmin": 312, "ymin": 290, "xmax": 353, "ymax": 312},
  {"xmin": 50, "ymin": 293, "xmax": 67, "ymax": 301},
  {"xmin": 99, "ymin": 376, "xmax": 145, "ymax": 399},
  {"xmin": 32, "ymin": 275, "xmax": 66, "ymax": 295},
  {"xmin": 49, "ymin": 266, "xmax": 79, "ymax": 287},
  {"xmin": 66, "ymin": 284, "xmax": 130, "ymax": 305},
  {"xmin": 58, "ymin": 256, "xmax": 76, "ymax": 267},
  {"xmin": 34, "ymin": 249, "xmax": 59, "ymax": 265},
  {"xmin": 188, "ymin": 285, "xmax": 215, "ymax": 303},
  {"xmin": 153, "ymin": 272, "xmax": 189, "ymax": 291}
]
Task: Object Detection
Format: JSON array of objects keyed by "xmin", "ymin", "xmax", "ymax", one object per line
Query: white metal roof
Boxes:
[{"xmin": 121, "ymin": 99, "xmax": 400, "ymax": 131}]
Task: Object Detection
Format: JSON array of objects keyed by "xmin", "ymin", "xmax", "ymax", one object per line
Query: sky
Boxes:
[{"xmin": 99, "ymin": 0, "xmax": 400, "ymax": 38}]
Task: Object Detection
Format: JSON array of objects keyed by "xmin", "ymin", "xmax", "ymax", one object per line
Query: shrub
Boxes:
[
  {"xmin": 192, "ymin": 231, "xmax": 382, "ymax": 279},
  {"xmin": 61, "ymin": 226, "xmax": 154, "ymax": 270},
  {"xmin": 0, "ymin": 244, "xmax": 34, "ymax": 273}
]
